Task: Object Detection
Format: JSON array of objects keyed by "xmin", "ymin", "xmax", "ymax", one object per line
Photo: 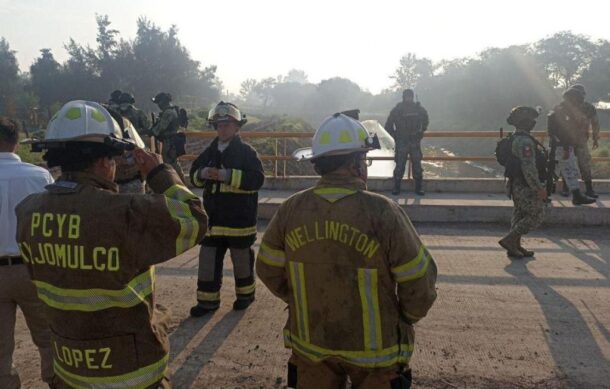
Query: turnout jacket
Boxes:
[
  {"xmin": 15, "ymin": 165, "xmax": 207, "ymax": 389},
  {"xmin": 190, "ymin": 135, "xmax": 264, "ymax": 241},
  {"xmin": 257, "ymin": 174, "xmax": 437, "ymax": 369}
]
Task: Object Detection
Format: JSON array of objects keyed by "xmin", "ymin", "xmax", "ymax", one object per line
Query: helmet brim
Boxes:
[{"xmin": 293, "ymin": 146, "xmax": 372, "ymax": 161}]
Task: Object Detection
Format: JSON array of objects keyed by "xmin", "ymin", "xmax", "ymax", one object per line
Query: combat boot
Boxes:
[
  {"xmin": 585, "ymin": 180, "xmax": 599, "ymax": 199},
  {"xmin": 392, "ymin": 179, "xmax": 401, "ymax": 195},
  {"xmin": 517, "ymin": 236, "xmax": 534, "ymax": 257},
  {"xmin": 572, "ymin": 190, "xmax": 596, "ymax": 205},
  {"xmin": 190, "ymin": 301, "xmax": 220, "ymax": 317},
  {"xmin": 233, "ymin": 295, "xmax": 255, "ymax": 311},
  {"xmin": 499, "ymin": 232, "xmax": 524, "ymax": 258},
  {"xmin": 415, "ymin": 179, "xmax": 425, "ymax": 196},
  {"xmin": 560, "ymin": 181, "xmax": 570, "ymax": 197}
]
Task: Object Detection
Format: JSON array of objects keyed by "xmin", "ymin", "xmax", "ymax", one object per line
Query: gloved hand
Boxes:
[
  {"xmin": 199, "ymin": 167, "xmax": 217, "ymax": 180},
  {"xmin": 216, "ymin": 169, "xmax": 229, "ymax": 183},
  {"xmin": 199, "ymin": 168, "xmax": 231, "ymax": 182}
]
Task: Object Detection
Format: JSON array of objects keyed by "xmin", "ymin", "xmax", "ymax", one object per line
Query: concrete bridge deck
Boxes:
[{"xmin": 13, "ymin": 223, "xmax": 610, "ymax": 388}]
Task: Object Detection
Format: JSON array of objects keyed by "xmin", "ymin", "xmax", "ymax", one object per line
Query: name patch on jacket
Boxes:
[
  {"xmin": 285, "ymin": 220, "xmax": 380, "ymax": 259},
  {"xmin": 19, "ymin": 212, "xmax": 120, "ymax": 271}
]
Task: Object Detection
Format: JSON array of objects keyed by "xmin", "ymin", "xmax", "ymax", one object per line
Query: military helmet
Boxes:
[
  {"xmin": 403, "ymin": 89, "xmax": 415, "ymax": 98},
  {"xmin": 152, "ymin": 92, "xmax": 172, "ymax": 104},
  {"xmin": 31, "ymin": 100, "xmax": 135, "ymax": 153},
  {"xmin": 110, "ymin": 89, "xmax": 123, "ymax": 102},
  {"xmin": 119, "ymin": 92, "xmax": 135, "ymax": 105},
  {"xmin": 293, "ymin": 113, "xmax": 380, "ymax": 161},
  {"xmin": 207, "ymin": 101, "xmax": 247, "ymax": 126},
  {"xmin": 507, "ymin": 106, "xmax": 540, "ymax": 127},
  {"xmin": 569, "ymin": 84, "xmax": 586, "ymax": 96}
]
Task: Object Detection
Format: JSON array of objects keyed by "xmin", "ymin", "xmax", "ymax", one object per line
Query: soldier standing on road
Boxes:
[
  {"xmin": 498, "ymin": 107, "xmax": 547, "ymax": 258},
  {"xmin": 257, "ymin": 113, "xmax": 437, "ymax": 388},
  {"xmin": 15, "ymin": 100, "xmax": 207, "ymax": 389},
  {"xmin": 548, "ymin": 88, "xmax": 596, "ymax": 205},
  {"xmin": 570, "ymin": 84, "xmax": 600, "ymax": 198},
  {"xmin": 189, "ymin": 102, "xmax": 264, "ymax": 317},
  {"xmin": 150, "ymin": 92, "xmax": 185, "ymax": 182},
  {"xmin": 0, "ymin": 117, "xmax": 56, "ymax": 389},
  {"xmin": 385, "ymin": 89, "xmax": 429, "ymax": 196}
]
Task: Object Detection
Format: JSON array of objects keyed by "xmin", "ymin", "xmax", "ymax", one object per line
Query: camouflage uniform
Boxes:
[
  {"xmin": 122, "ymin": 105, "xmax": 150, "ymax": 138},
  {"xmin": 385, "ymin": 102, "xmax": 429, "ymax": 182},
  {"xmin": 509, "ymin": 131, "xmax": 545, "ymax": 235},
  {"xmin": 574, "ymin": 102, "xmax": 600, "ymax": 182},
  {"xmin": 151, "ymin": 107, "xmax": 184, "ymax": 181},
  {"xmin": 548, "ymin": 102, "xmax": 587, "ymax": 191}
]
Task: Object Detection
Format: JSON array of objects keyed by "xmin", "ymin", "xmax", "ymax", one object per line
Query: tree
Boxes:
[
  {"xmin": 285, "ymin": 69, "xmax": 309, "ymax": 84},
  {"xmin": 535, "ymin": 31, "xmax": 596, "ymax": 88},
  {"xmin": 30, "ymin": 49, "xmax": 61, "ymax": 108},
  {"xmin": 0, "ymin": 38, "xmax": 21, "ymax": 116},
  {"xmin": 578, "ymin": 40, "xmax": 610, "ymax": 102},
  {"xmin": 390, "ymin": 53, "xmax": 434, "ymax": 91}
]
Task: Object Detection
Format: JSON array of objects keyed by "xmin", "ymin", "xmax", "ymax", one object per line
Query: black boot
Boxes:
[
  {"xmin": 585, "ymin": 180, "xmax": 599, "ymax": 199},
  {"xmin": 415, "ymin": 179, "xmax": 425, "ymax": 196},
  {"xmin": 572, "ymin": 190, "xmax": 596, "ymax": 205},
  {"xmin": 560, "ymin": 180, "xmax": 569, "ymax": 197},
  {"xmin": 392, "ymin": 179, "xmax": 401, "ymax": 195},
  {"xmin": 233, "ymin": 295, "xmax": 255, "ymax": 311},
  {"xmin": 190, "ymin": 301, "xmax": 220, "ymax": 317}
]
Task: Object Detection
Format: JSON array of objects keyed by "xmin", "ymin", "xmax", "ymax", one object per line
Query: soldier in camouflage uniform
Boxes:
[
  {"xmin": 150, "ymin": 92, "xmax": 185, "ymax": 182},
  {"xmin": 570, "ymin": 84, "xmax": 600, "ymax": 198},
  {"xmin": 385, "ymin": 89, "xmax": 429, "ymax": 195},
  {"xmin": 119, "ymin": 93, "xmax": 150, "ymax": 137},
  {"xmin": 548, "ymin": 88, "xmax": 596, "ymax": 205},
  {"xmin": 108, "ymin": 89, "xmax": 122, "ymax": 112},
  {"xmin": 499, "ymin": 107, "xmax": 546, "ymax": 258}
]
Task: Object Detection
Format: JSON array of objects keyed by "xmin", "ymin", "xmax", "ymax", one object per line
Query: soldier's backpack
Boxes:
[
  {"xmin": 495, "ymin": 132, "xmax": 548, "ymax": 180},
  {"xmin": 495, "ymin": 134, "xmax": 521, "ymax": 178},
  {"xmin": 174, "ymin": 107, "xmax": 189, "ymax": 129}
]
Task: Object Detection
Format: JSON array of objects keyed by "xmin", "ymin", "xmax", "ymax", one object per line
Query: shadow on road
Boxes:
[
  {"xmin": 171, "ymin": 310, "xmax": 246, "ymax": 388},
  {"xmin": 504, "ymin": 257, "xmax": 610, "ymax": 388}
]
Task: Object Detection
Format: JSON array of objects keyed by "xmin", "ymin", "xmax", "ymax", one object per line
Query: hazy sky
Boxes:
[{"xmin": 2, "ymin": 0, "xmax": 610, "ymax": 94}]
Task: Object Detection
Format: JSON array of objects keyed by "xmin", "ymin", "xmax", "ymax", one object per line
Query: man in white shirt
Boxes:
[{"xmin": 0, "ymin": 117, "xmax": 55, "ymax": 388}]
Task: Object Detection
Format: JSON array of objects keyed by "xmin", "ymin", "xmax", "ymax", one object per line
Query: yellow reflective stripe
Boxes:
[
  {"xmin": 391, "ymin": 245, "xmax": 431, "ymax": 283},
  {"xmin": 164, "ymin": 197, "xmax": 200, "ymax": 255},
  {"xmin": 289, "ymin": 262, "xmax": 310, "ymax": 343},
  {"xmin": 257, "ymin": 242, "xmax": 286, "ymax": 267},
  {"xmin": 164, "ymin": 184, "xmax": 198, "ymax": 202},
  {"xmin": 33, "ymin": 268, "xmax": 155, "ymax": 312},
  {"xmin": 358, "ymin": 269, "xmax": 382, "ymax": 351},
  {"xmin": 206, "ymin": 225, "xmax": 257, "ymax": 237},
  {"xmin": 313, "ymin": 187, "xmax": 357, "ymax": 203},
  {"xmin": 231, "ymin": 169, "xmax": 243, "ymax": 188},
  {"xmin": 53, "ymin": 353, "xmax": 168, "ymax": 389},
  {"xmin": 197, "ymin": 291, "xmax": 220, "ymax": 302},
  {"xmin": 236, "ymin": 283, "xmax": 256, "ymax": 295},
  {"xmin": 284, "ymin": 330, "xmax": 413, "ymax": 368},
  {"xmin": 193, "ymin": 170, "xmax": 205, "ymax": 187},
  {"xmin": 219, "ymin": 183, "xmax": 257, "ymax": 194}
]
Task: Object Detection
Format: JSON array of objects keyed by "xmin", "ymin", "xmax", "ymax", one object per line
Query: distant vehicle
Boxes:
[{"xmin": 361, "ymin": 120, "xmax": 395, "ymax": 177}]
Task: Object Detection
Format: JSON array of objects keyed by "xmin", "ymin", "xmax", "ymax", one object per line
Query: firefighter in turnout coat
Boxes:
[
  {"xmin": 189, "ymin": 102, "xmax": 265, "ymax": 317},
  {"xmin": 15, "ymin": 101, "xmax": 207, "ymax": 388},
  {"xmin": 257, "ymin": 113, "xmax": 437, "ymax": 388}
]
